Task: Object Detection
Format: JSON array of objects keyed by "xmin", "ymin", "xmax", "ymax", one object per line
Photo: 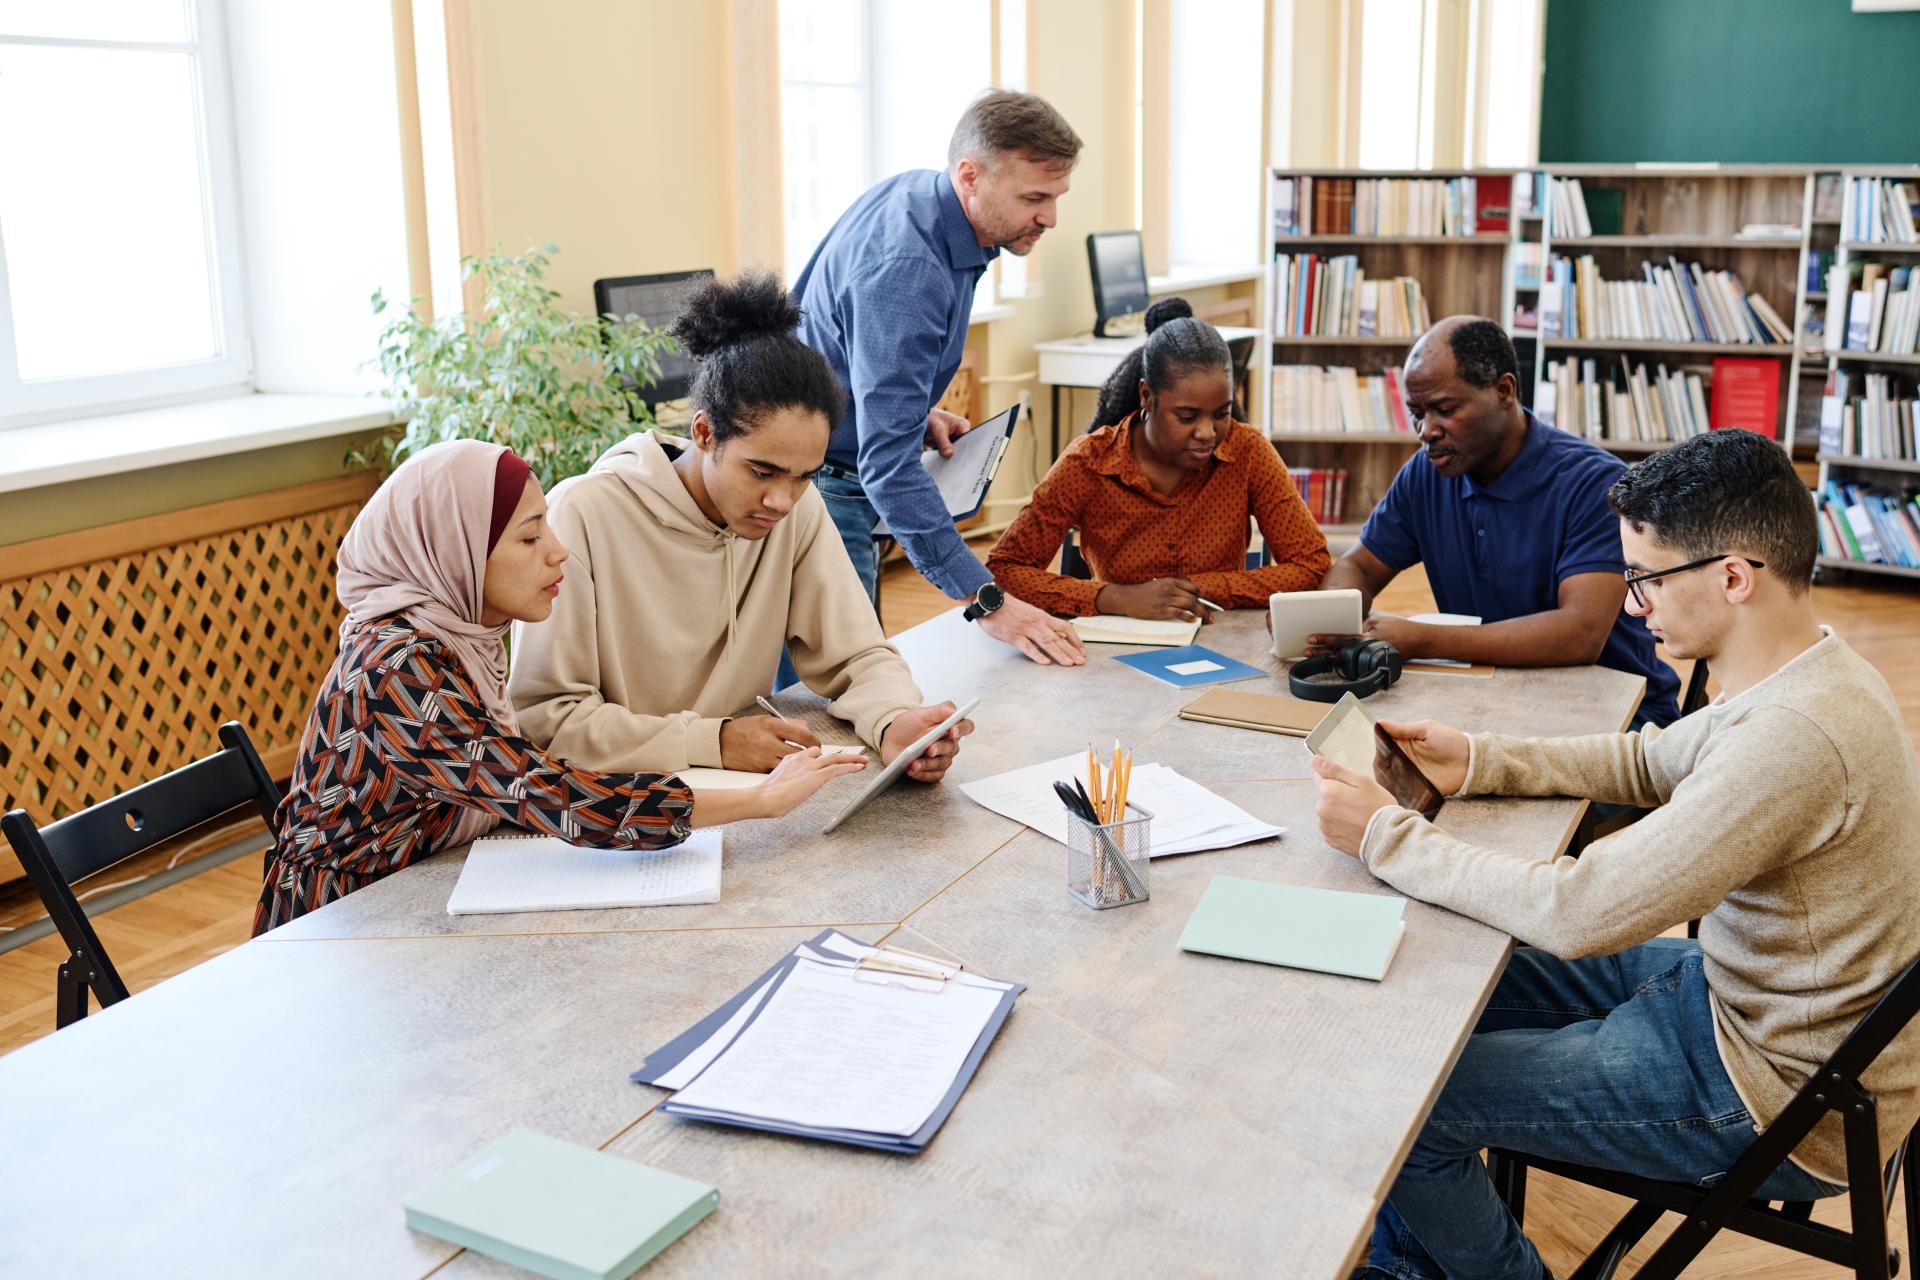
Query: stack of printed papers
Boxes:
[
  {"xmin": 632, "ymin": 930, "xmax": 1022, "ymax": 1154},
  {"xmin": 959, "ymin": 754, "xmax": 1286, "ymax": 856}
]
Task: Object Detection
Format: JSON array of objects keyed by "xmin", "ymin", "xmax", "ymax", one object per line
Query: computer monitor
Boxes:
[
  {"xmin": 1086, "ymin": 231, "xmax": 1150, "ymax": 337},
  {"xmin": 592, "ymin": 269, "xmax": 715, "ymax": 402}
]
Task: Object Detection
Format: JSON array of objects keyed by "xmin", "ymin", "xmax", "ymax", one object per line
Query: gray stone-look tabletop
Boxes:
[{"xmin": 0, "ymin": 610, "xmax": 1644, "ymax": 1277}]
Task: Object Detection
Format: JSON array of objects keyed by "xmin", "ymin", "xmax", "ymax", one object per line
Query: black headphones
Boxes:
[{"xmin": 1288, "ymin": 637, "xmax": 1404, "ymax": 703}]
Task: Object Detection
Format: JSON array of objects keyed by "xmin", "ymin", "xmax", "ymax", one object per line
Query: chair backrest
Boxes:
[
  {"xmin": 1706, "ymin": 948, "xmax": 1920, "ymax": 1206},
  {"xmin": 1, "ymin": 721, "xmax": 279, "ymax": 1025},
  {"xmin": 1058, "ymin": 529, "xmax": 1265, "ymax": 582},
  {"xmin": 1681, "ymin": 659, "xmax": 1713, "ymax": 716}
]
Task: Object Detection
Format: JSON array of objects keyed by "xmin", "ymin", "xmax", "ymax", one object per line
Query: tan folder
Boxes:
[{"xmin": 1178, "ymin": 688, "xmax": 1330, "ymax": 738}]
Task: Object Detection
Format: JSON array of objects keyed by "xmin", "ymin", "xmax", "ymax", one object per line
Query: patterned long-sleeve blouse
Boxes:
[{"xmin": 254, "ymin": 615, "xmax": 694, "ymax": 934}]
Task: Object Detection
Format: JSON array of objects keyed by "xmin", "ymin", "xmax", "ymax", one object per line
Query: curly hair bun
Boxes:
[
  {"xmin": 1142, "ymin": 296, "xmax": 1194, "ymax": 334},
  {"xmin": 672, "ymin": 270, "xmax": 802, "ymax": 359}
]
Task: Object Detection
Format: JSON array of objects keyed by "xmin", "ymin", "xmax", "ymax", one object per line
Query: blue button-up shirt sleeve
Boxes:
[
  {"xmin": 1359, "ymin": 456, "xmax": 1425, "ymax": 571},
  {"xmin": 844, "ymin": 257, "xmax": 994, "ymax": 600}
]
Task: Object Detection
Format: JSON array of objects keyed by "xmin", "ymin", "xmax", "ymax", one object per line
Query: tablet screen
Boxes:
[{"xmin": 1373, "ymin": 723, "xmax": 1444, "ymax": 819}]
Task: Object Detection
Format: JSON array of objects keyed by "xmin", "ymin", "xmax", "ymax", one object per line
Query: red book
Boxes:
[
  {"xmin": 1475, "ymin": 175, "xmax": 1513, "ymax": 233},
  {"xmin": 1708, "ymin": 358, "xmax": 1779, "ymax": 436}
]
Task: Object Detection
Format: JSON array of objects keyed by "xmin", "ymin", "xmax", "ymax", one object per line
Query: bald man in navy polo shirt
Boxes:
[{"xmin": 1315, "ymin": 316, "xmax": 1681, "ymax": 727}]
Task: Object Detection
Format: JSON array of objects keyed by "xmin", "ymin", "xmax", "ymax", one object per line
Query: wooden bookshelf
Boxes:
[
  {"xmin": 1265, "ymin": 168, "xmax": 1525, "ymax": 520},
  {"xmin": 1809, "ymin": 166, "xmax": 1920, "ymax": 583},
  {"xmin": 1530, "ymin": 164, "xmax": 1815, "ymax": 459}
]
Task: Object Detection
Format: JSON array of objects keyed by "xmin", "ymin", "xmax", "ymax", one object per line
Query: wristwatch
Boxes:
[{"xmin": 962, "ymin": 582, "xmax": 1006, "ymax": 623}]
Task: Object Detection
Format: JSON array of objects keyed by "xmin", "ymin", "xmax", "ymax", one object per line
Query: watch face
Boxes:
[{"xmin": 979, "ymin": 583, "xmax": 1005, "ymax": 610}]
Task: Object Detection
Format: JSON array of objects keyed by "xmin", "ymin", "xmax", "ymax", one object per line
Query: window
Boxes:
[
  {"xmin": 0, "ymin": 0, "xmax": 251, "ymax": 426},
  {"xmin": 1356, "ymin": 0, "xmax": 1427, "ymax": 169},
  {"xmin": 1470, "ymin": 0, "xmax": 1542, "ymax": 168},
  {"xmin": 1166, "ymin": 0, "xmax": 1265, "ymax": 267},
  {"xmin": 778, "ymin": 0, "xmax": 994, "ymax": 291}
]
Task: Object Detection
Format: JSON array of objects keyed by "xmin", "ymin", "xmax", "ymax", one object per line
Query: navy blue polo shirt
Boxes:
[{"xmin": 1359, "ymin": 411, "xmax": 1681, "ymax": 726}]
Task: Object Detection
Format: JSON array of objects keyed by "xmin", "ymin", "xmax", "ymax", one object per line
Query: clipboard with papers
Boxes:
[
  {"xmin": 632, "ymin": 929, "xmax": 1022, "ymax": 1154},
  {"xmin": 871, "ymin": 404, "xmax": 1022, "ymax": 537}
]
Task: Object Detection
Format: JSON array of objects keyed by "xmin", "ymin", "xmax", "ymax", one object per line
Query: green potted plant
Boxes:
[{"xmin": 359, "ymin": 244, "xmax": 676, "ymax": 486}]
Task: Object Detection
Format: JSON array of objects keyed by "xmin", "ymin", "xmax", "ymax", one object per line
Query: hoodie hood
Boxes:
[{"xmin": 588, "ymin": 429, "xmax": 748, "ymax": 656}]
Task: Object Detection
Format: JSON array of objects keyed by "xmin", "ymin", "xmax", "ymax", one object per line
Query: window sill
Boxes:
[
  {"xmin": 1151, "ymin": 263, "xmax": 1267, "ymax": 292},
  {"xmin": 0, "ymin": 393, "xmax": 397, "ymax": 494},
  {"xmin": 969, "ymin": 301, "xmax": 1018, "ymax": 326}
]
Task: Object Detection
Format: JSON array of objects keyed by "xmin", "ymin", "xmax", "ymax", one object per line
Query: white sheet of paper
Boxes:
[
  {"xmin": 1406, "ymin": 613, "xmax": 1482, "ymax": 669},
  {"xmin": 650, "ymin": 931, "xmax": 872, "ymax": 1090},
  {"xmin": 667, "ymin": 956, "xmax": 1005, "ymax": 1137},
  {"xmin": 1167, "ymin": 659, "xmax": 1226, "ymax": 675},
  {"xmin": 959, "ymin": 753, "xmax": 1285, "ymax": 857},
  {"xmin": 446, "ymin": 830, "xmax": 721, "ymax": 915}
]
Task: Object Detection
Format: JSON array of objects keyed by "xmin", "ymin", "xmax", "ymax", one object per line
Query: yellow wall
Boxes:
[{"xmin": 465, "ymin": 0, "xmax": 740, "ymax": 310}]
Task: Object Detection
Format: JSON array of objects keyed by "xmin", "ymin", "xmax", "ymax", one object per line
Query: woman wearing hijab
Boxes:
[{"xmin": 254, "ymin": 440, "xmax": 864, "ymax": 934}]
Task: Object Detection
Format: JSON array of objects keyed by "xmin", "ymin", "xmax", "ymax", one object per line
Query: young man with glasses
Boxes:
[
  {"xmin": 1313, "ymin": 428, "xmax": 1920, "ymax": 1280},
  {"xmin": 1314, "ymin": 316, "xmax": 1681, "ymax": 727}
]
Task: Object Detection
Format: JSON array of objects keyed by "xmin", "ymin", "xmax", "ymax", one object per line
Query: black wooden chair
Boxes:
[
  {"xmin": 1486, "ymin": 949, "xmax": 1920, "ymax": 1279},
  {"xmin": 1681, "ymin": 658, "xmax": 1713, "ymax": 717},
  {"xmin": 1059, "ymin": 529, "xmax": 1265, "ymax": 580},
  {"xmin": 1, "ymin": 721, "xmax": 280, "ymax": 1029}
]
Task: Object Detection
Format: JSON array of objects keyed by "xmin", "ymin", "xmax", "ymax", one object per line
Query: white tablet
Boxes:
[
  {"xmin": 820, "ymin": 698, "xmax": 981, "ymax": 834},
  {"xmin": 1269, "ymin": 588, "xmax": 1363, "ymax": 660}
]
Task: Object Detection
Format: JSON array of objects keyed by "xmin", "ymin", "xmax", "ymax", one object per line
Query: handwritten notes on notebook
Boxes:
[
  {"xmin": 446, "ymin": 830, "xmax": 722, "ymax": 915},
  {"xmin": 960, "ymin": 753, "xmax": 1284, "ymax": 856}
]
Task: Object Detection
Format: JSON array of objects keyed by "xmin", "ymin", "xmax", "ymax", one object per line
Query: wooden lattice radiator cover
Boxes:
[{"xmin": 1, "ymin": 475, "xmax": 380, "ymax": 861}]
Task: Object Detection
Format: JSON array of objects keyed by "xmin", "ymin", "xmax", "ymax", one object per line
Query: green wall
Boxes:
[{"xmin": 1540, "ymin": 0, "xmax": 1920, "ymax": 164}]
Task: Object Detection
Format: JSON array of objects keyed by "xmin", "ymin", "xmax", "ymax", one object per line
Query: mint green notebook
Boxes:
[
  {"xmin": 1177, "ymin": 874, "xmax": 1408, "ymax": 981},
  {"xmin": 405, "ymin": 1130, "xmax": 718, "ymax": 1280}
]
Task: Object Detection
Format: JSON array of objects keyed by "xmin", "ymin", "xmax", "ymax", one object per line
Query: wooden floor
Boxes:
[{"xmin": 4, "ymin": 543, "xmax": 1916, "ymax": 1277}]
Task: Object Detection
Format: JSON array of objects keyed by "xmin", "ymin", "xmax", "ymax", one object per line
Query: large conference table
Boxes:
[{"xmin": 0, "ymin": 610, "xmax": 1643, "ymax": 1278}]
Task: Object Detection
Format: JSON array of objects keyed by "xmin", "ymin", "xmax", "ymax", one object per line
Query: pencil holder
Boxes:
[{"xmin": 1065, "ymin": 805, "xmax": 1151, "ymax": 910}]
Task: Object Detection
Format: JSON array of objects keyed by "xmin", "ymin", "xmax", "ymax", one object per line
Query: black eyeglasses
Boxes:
[{"xmin": 1623, "ymin": 555, "xmax": 1765, "ymax": 609}]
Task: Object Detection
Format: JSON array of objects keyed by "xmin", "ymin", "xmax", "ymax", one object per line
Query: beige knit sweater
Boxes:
[
  {"xmin": 1362, "ymin": 630, "xmax": 1920, "ymax": 1184},
  {"xmin": 508, "ymin": 431, "xmax": 924, "ymax": 773}
]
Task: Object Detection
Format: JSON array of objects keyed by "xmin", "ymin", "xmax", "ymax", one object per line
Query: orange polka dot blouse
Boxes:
[{"xmin": 987, "ymin": 413, "xmax": 1333, "ymax": 616}]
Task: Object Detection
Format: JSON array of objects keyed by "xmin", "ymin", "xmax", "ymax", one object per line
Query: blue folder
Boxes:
[
  {"xmin": 633, "ymin": 930, "xmax": 1022, "ymax": 1155},
  {"xmin": 1111, "ymin": 643, "xmax": 1266, "ymax": 688}
]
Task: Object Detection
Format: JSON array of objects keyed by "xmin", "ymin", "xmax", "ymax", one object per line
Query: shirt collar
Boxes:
[
  {"xmin": 1084, "ymin": 413, "xmax": 1238, "ymax": 495},
  {"xmin": 1461, "ymin": 409, "xmax": 1548, "ymax": 501},
  {"xmin": 934, "ymin": 170, "xmax": 998, "ymax": 271}
]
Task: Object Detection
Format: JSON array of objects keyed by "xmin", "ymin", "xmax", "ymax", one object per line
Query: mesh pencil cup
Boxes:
[{"xmin": 1065, "ymin": 804, "xmax": 1151, "ymax": 910}]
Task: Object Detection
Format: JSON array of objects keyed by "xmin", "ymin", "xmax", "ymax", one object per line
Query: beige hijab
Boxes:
[{"xmin": 337, "ymin": 440, "xmax": 523, "ymax": 845}]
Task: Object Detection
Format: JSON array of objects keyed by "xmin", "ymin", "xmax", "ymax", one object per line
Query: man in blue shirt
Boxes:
[
  {"xmin": 794, "ymin": 90, "xmax": 1085, "ymax": 666},
  {"xmin": 1316, "ymin": 317, "xmax": 1681, "ymax": 726}
]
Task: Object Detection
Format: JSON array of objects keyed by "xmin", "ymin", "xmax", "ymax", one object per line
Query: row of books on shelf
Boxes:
[
  {"xmin": 1537, "ymin": 356, "xmax": 1780, "ymax": 444},
  {"xmin": 1546, "ymin": 177, "xmax": 1612, "ymax": 238},
  {"xmin": 1816, "ymin": 482, "xmax": 1920, "ymax": 570},
  {"xmin": 1272, "ymin": 254, "xmax": 1432, "ymax": 338},
  {"xmin": 1539, "ymin": 255, "xmax": 1792, "ymax": 346},
  {"xmin": 1843, "ymin": 176, "xmax": 1920, "ymax": 245},
  {"xmin": 1513, "ymin": 241, "xmax": 1543, "ymax": 289},
  {"xmin": 1285, "ymin": 467, "xmax": 1349, "ymax": 526},
  {"xmin": 1270, "ymin": 365, "xmax": 1414, "ymax": 436},
  {"xmin": 1820, "ymin": 370, "xmax": 1918, "ymax": 462},
  {"xmin": 1822, "ymin": 262, "xmax": 1920, "ymax": 356},
  {"xmin": 1270, "ymin": 174, "xmax": 1518, "ymax": 238},
  {"xmin": 1538, "ymin": 358, "xmax": 1708, "ymax": 444}
]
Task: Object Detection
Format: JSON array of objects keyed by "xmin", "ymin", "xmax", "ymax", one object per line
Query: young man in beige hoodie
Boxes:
[
  {"xmin": 1315, "ymin": 429, "xmax": 1920, "ymax": 1280},
  {"xmin": 508, "ymin": 274, "xmax": 972, "ymax": 782}
]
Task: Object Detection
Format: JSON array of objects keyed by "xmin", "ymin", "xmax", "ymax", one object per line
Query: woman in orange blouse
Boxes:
[{"xmin": 988, "ymin": 299, "xmax": 1331, "ymax": 621}]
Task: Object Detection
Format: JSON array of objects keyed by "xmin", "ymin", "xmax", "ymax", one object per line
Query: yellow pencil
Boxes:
[
  {"xmin": 1087, "ymin": 746, "xmax": 1104, "ymax": 823},
  {"xmin": 1108, "ymin": 739, "xmax": 1121, "ymax": 822}
]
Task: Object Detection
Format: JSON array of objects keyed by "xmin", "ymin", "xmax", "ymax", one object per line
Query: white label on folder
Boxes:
[{"xmin": 1168, "ymin": 659, "xmax": 1225, "ymax": 675}]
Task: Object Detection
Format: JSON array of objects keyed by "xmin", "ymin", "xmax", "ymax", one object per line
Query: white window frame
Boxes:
[{"xmin": 0, "ymin": 0, "xmax": 253, "ymax": 430}]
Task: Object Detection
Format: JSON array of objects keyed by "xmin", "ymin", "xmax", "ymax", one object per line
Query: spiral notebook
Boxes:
[{"xmin": 446, "ymin": 830, "xmax": 722, "ymax": 915}]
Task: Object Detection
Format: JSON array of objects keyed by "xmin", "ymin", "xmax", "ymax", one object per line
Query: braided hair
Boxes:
[
  {"xmin": 1087, "ymin": 297, "xmax": 1234, "ymax": 430},
  {"xmin": 673, "ymin": 271, "xmax": 846, "ymax": 445}
]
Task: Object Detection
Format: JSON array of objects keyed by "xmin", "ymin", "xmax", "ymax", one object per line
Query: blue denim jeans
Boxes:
[
  {"xmin": 812, "ymin": 470, "xmax": 882, "ymax": 609},
  {"xmin": 1369, "ymin": 939, "xmax": 1841, "ymax": 1280}
]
